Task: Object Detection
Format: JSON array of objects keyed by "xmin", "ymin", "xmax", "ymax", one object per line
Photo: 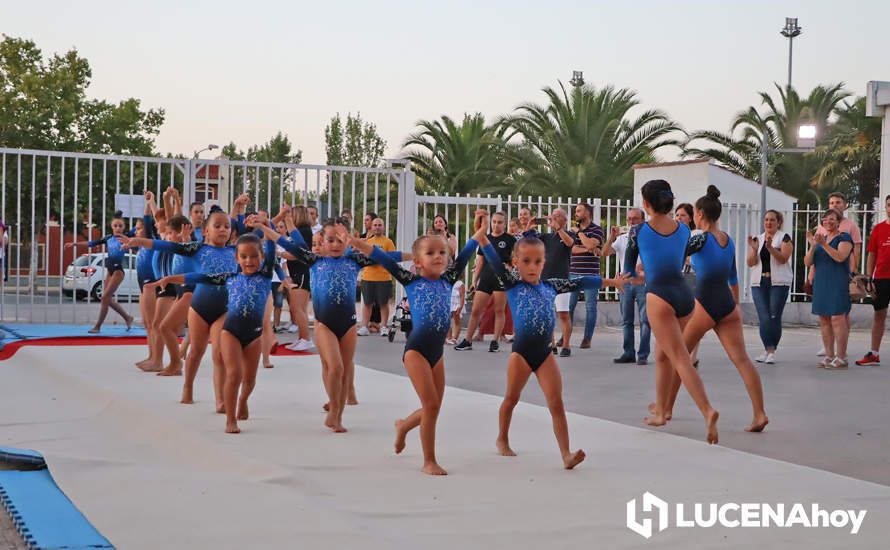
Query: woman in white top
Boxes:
[{"xmin": 746, "ymin": 210, "xmax": 793, "ymax": 364}]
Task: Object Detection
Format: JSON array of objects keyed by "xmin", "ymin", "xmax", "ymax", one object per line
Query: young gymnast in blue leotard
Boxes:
[
  {"xmin": 655, "ymin": 186, "xmax": 768, "ymax": 433},
  {"xmin": 151, "ymin": 230, "xmax": 279, "ymax": 434},
  {"xmin": 623, "ymin": 179, "xmax": 719, "ymax": 444},
  {"xmin": 347, "ymin": 210, "xmax": 488, "ymax": 476},
  {"xmin": 256, "ymin": 209, "xmax": 409, "ymax": 434},
  {"xmin": 66, "ymin": 210, "xmax": 135, "ymax": 333},
  {"xmin": 476, "ymin": 229, "xmax": 624, "ymax": 469},
  {"xmin": 126, "ymin": 201, "xmax": 248, "ymax": 411}
]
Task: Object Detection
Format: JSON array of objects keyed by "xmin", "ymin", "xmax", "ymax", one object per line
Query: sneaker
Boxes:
[
  {"xmin": 855, "ymin": 352, "xmax": 880, "ymax": 366},
  {"xmin": 829, "ymin": 356, "xmax": 849, "ymax": 369},
  {"xmin": 613, "ymin": 355, "xmax": 635, "ymax": 364},
  {"xmin": 287, "ymin": 339, "xmax": 311, "ymax": 352},
  {"xmin": 489, "ymin": 340, "xmax": 500, "ymax": 353},
  {"xmin": 454, "ymin": 339, "xmax": 473, "ymax": 351},
  {"xmin": 552, "ymin": 345, "xmax": 558, "ymax": 355},
  {"xmin": 637, "ymin": 358, "xmax": 648, "ymax": 366},
  {"xmin": 754, "ymin": 352, "xmax": 768, "ymax": 363},
  {"xmin": 818, "ymin": 356, "xmax": 834, "ymax": 369},
  {"xmin": 287, "ymin": 324, "xmax": 299, "ymax": 334},
  {"xmin": 559, "ymin": 348, "xmax": 571, "ymax": 358},
  {"xmin": 816, "ymin": 347, "xmax": 826, "ymax": 357},
  {"xmin": 504, "ymin": 334, "xmax": 514, "ymax": 342},
  {"xmin": 764, "ymin": 352, "xmax": 775, "ymax": 365},
  {"xmin": 380, "ymin": 327, "xmax": 389, "ymax": 337},
  {"xmin": 445, "ymin": 338, "xmax": 457, "ymax": 345},
  {"xmin": 579, "ymin": 338, "xmax": 591, "ymax": 349},
  {"xmin": 356, "ymin": 326, "xmax": 370, "ymax": 336}
]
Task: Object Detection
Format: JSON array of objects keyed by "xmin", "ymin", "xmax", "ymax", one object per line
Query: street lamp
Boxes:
[
  {"xmin": 780, "ymin": 17, "xmax": 802, "ymax": 89},
  {"xmin": 193, "ymin": 144, "xmax": 219, "ymax": 159},
  {"xmin": 569, "ymin": 70, "xmax": 584, "ymax": 88},
  {"xmin": 759, "ymin": 123, "xmax": 817, "ymax": 225}
]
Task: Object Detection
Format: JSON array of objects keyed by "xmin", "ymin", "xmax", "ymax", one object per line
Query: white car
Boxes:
[{"xmin": 62, "ymin": 253, "xmax": 141, "ymax": 301}]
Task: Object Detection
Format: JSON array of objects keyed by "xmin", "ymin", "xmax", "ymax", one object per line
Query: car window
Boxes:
[{"xmin": 73, "ymin": 255, "xmax": 92, "ymax": 267}]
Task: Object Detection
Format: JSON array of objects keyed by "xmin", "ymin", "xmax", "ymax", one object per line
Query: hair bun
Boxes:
[
  {"xmin": 113, "ymin": 210, "xmax": 124, "ymax": 218},
  {"xmin": 706, "ymin": 185, "xmax": 721, "ymax": 200},
  {"xmin": 208, "ymin": 205, "xmax": 224, "ymax": 214}
]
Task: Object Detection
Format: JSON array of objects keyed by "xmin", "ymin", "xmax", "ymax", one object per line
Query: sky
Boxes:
[{"xmin": 4, "ymin": 0, "xmax": 890, "ymax": 164}]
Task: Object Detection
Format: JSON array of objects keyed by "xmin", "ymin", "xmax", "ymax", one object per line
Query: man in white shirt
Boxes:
[{"xmin": 602, "ymin": 207, "xmax": 650, "ymax": 365}]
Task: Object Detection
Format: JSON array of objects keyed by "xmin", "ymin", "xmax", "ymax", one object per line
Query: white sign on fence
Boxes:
[{"xmin": 114, "ymin": 193, "xmax": 146, "ymax": 219}]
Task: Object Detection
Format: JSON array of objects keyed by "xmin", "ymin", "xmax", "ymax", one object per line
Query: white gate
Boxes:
[{"xmin": 0, "ymin": 147, "xmax": 414, "ymax": 324}]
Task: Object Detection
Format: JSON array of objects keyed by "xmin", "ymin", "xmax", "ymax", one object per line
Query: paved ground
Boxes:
[{"xmin": 353, "ymin": 325, "xmax": 890, "ymax": 487}]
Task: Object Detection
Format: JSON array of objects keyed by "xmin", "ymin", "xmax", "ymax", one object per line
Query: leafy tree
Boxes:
[
  {"xmin": 402, "ymin": 113, "xmax": 511, "ymax": 194},
  {"xmin": 220, "ymin": 132, "xmax": 302, "ymax": 210},
  {"xmin": 325, "ymin": 112, "xmax": 386, "ymax": 167},
  {"xmin": 503, "ymin": 82, "xmax": 681, "ymax": 199},
  {"xmin": 815, "ymin": 97, "xmax": 881, "ymax": 207},
  {"xmin": 683, "ymin": 84, "xmax": 851, "ymax": 205}
]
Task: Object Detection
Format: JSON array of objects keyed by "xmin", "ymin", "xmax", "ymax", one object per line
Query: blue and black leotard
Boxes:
[
  {"xmin": 369, "ymin": 239, "xmax": 478, "ymax": 367},
  {"xmin": 151, "ymin": 240, "xmax": 237, "ymax": 325},
  {"xmin": 481, "ymin": 243, "xmax": 603, "ymax": 371},
  {"xmin": 624, "ymin": 222, "xmax": 694, "ymax": 317},
  {"xmin": 184, "ymin": 239, "xmax": 278, "ymax": 348},
  {"xmin": 152, "ymin": 241, "xmax": 178, "ymax": 299},
  {"xmin": 687, "ymin": 231, "xmax": 738, "ymax": 322},
  {"xmin": 136, "ymin": 215, "xmax": 158, "ymax": 290},
  {"xmin": 88, "ymin": 234, "xmax": 127, "ymax": 274},
  {"xmin": 276, "ymin": 230, "xmax": 382, "ymax": 339}
]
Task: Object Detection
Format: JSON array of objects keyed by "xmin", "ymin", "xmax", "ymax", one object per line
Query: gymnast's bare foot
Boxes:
[
  {"xmin": 745, "ymin": 413, "xmax": 768, "ymax": 433},
  {"xmin": 180, "ymin": 387, "xmax": 194, "ymax": 404},
  {"xmin": 216, "ymin": 401, "xmax": 226, "ymax": 414},
  {"xmin": 496, "ymin": 438, "xmax": 516, "ymax": 456},
  {"xmin": 648, "ymin": 402, "xmax": 672, "ymax": 420},
  {"xmin": 325, "ymin": 412, "xmax": 347, "ymax": 433},
  {"xmin": 138, "ymin": 363, "xmax": 163, "ymax": 372},
  {"xmin": 706, "ymin": 408, "xmax": 719, "ymax": 444},
  {"xmin": 394, "ymin": 420, "xmax": 408, "ymax": 454},
  {"xmin": 644, "ymin": 413, "xmax": 667, "ymax": 427},
  {"xmin": 563, "ymin": 449, "xmax": 586, "ymax": 470},
  {"xmin": 237, "ymin": 401, "xmax": 249, "ymax": 421},
  {"xmin": 421, "ymin": 461, "xmax": 447, "ymax": 476},
  {"xmin": 226, "ymin": 422, "xmax": 240, "ymax": 434},
  {"xmin": 157, "ymin": 360, "xmax": 182, "ymax": 376}
]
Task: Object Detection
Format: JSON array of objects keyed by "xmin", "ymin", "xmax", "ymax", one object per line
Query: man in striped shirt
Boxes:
[{"xmin": 568, "ymin": 202, "xmax": 604, "ymax": 350}]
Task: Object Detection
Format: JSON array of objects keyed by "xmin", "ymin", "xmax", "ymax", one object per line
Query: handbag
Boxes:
[{"xmin": 849, "ymin": 274, "xmax": 868, "ymax": 301}]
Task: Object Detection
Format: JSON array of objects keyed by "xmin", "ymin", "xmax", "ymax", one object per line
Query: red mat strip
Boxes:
[{"xmin": 0, "ymin": 336, "xmax": 147, "ymax": 360}]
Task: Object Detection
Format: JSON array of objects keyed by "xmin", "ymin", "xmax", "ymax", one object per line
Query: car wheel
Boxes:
[
  {"xmin": 62, "ymin": 289, "xmax": 73, "ymax": 297},
  {"xmin": 91, "ymin": 282, "xmax": 104, "ymax": 301}
]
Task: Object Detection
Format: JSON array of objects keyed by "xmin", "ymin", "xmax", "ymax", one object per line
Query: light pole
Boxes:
[
  {"xmin": 759, "ymin": 123, "xmax": 817, "ymax": 226},
  {"xmin": 569, "ymin": 70, "xmax": 584, "ymax": 88},
  {"xmin": 780, "ymin": 17, "xmax": 802, "ymax": 89},
  {"xmin": 193, "ymin": 144, "xmax": 219, "ymax": 159}
]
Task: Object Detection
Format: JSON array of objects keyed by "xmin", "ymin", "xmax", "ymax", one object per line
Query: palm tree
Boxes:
[
  {"xmin": 815, "ymin": 97, "xmax": 882, "ymax": 207},
  {"xmin": 401, "ymin": 113, "xmax": 510, "ymax": 195},
  {"xmin": 502, "ymin": 82, "xmax": 681, "ymax": 199},
  {"xmin": 683, "ymin": 84, "xmax": 851, "ymax": 204}
]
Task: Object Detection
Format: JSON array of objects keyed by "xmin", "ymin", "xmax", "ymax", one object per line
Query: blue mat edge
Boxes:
[{"xmin": 0, "ymin": 447, "xmax": 114, "ymax": 549}]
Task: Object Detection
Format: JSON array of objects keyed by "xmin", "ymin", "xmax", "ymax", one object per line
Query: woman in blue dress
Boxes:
[{"xmin": 805, "ymin": 209, "xmax": 854, "ymax": 369}]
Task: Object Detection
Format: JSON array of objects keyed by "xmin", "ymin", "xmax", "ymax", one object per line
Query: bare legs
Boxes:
[
  {"xmin": 657, "ymin": 303, "xmax": 767, "ymax": 432},
  {"xmin": 496, "ymin": 353, "xmax": 585, "ymax": 468},
  {"xmin": 157, "ymin": 293, "xmax": 190, "ymax": 376},
  {"xmin": 870, "ymin": 308, "xmax": 888, "ymax": 353},
  {"xmin": 136, "ymin": 287, "xmax": 158, "ymax": 369},
  {"xmin": 464, "ymin": 291, "xmax": 491, "ymax": 342},
  {"xmin": 181, "ymin": 308, "xmax": 210, "ymax": 405},
  {"xmin": 219, "ymin": 331, "xmax": 262, "ymax": 433},
  {"xmin": 314, "ymin": 322, "xmax": 356, "ymax": 432},
  {"xmin": 261, "ymin": 296, "xmax": 275, "ymax": 368},
  {"xmin": 288, "ymin": 288, "xmax": 311, "ymax": 341},
  {"xmin": 394, "ymin": 351, "xmax": 447, "ymax": 475},
  {"xmin": 491, "ymin": 291, "xmax": 507, "ymax": 342},
  {"xmin": 90, "ymin": 271, "xmax": 132, "ymax": 332},
  {"xmin": 645, "ymin": 294, "xmax": 719, "ymax": 444},
  {"xmin": 140, "ymin": 296, "xmax": 173, "ymax": 372}
]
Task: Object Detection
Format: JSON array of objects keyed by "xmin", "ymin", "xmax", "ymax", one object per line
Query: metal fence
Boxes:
[
  {"xmin": 0, "ymin": 147, "xmax": 413, "ymax": 324},
  {"xmin": 412, "ymin": 191, "xmax": 878, "ymax": 303}
]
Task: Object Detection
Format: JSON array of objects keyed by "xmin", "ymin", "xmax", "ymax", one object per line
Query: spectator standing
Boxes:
[
  {"xmin": 357, "ymin": 218, "xmax": 396, "ymax": 337},
  {"xmin": 805, "ymin": 209, "xmax": 854, "ymax": 369},
  {"xmin": 603, "ymin": 207, "xmax": 650, "ymax": 365},
  {"xmin": 308, "ymin": 205, "xmax": 323, "ymax": 235},
  {"xmin": 568, "ymin": 203, "xmax": 604, "ymax": 349},
  {"xmin": 856, "ymin": 195, "xmax": 890, "ymax": 366},
  {"xmin": 746, "ymin": 210, "xmax": 793, "ymax": 364}
]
